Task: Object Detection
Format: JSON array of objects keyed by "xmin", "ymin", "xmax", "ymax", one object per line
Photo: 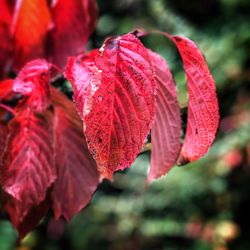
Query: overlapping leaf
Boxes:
[
  {"xmin": 0, "ymin": 0, "xmax": 98, "ymax": 72},
  {"xmin": 64, "ymin": 50, "xmax": 99, "ymax": 118},
  {"xmin": 11, "ymin": 0, "xmax": 51, "ymax": 69},
  {"xmin": 0, "ymin": 59, "xmax": 56, "ymax": 233},
  {"xmin": 0, "ymin": 13, "xmax": 220, "ymax": 237},
  {"xmin": 13, "ymin": 59, "xmax": 52, "ymax": 111},
  {"xmin": 147, "ymin": 49, "xmax": 181, "ymax": 181},
  {"xmin": 66, "ymin": 33, "xmax": 157, "ymax": 179},
  {"xmin": 51, "ymin": 88, "xmax": 99, "ymax": 220},
  {"xmin": 165, "ymin": 34, "xmax": 219, "ymax": 164},
  {"xmin": 0, "ymin": 59, "xmax": 100, "ymax": 236},
  {"xmin": 0, "ymin": 109, "xmax": 56, "ymax": 222},
  {"xmin": 48, "ymin": 0, "xmax": 98, "ymax": 67}
]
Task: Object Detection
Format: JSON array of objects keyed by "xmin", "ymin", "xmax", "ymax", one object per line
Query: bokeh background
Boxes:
[{"xmin": 1, "ymin": 0, "xmax": 250, "ymax": 249}]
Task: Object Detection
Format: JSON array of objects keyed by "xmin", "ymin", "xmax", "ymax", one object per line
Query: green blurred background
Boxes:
[{"xmin": 1, "ymin": 0, "xmax": 250, "ymax": 249}]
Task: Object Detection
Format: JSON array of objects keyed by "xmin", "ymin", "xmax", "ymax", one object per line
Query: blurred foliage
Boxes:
[{"xmin": 1, "ymin": 0, "xmax": 250, "ymax": 249}]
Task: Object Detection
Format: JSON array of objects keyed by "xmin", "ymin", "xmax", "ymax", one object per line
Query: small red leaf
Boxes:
[
  {"xmin": 64, "ymin": 49, "xmax": 99, "ymax": 118},
  {"xmin": 47, "ymin": 0, "xmax": 98, "ymax": 67},
  {"xmin": 13, "ymin": 59, "xmax": 53, "ymax": 112},
  {"xmin": 50, "ymin": 88, "xmax": 99, "ymax": 220},
  {"xmin": 147, "ymin": 49, "xmax": 181, "ymax": 182},
  {"xmin": 12, "ymin": 0, "xmax": 51, "ymax": 69},
  {"xmin": 166, "ymin": 34, "xmax": 219, "ymax": 164},
  {"xmin": 0, "ymin": 109, "xmax": 56, "ymax": 221},
  {"xmin": 66, "ymin": 33, "xmax": 157, "ymax": 179}
]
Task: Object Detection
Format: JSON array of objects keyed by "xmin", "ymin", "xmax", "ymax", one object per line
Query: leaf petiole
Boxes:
[{"xmin": 0, "ymin": 103, "xmax": 16, "ymax": 115}]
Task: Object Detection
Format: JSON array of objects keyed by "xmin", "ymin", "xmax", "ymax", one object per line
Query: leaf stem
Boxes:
[{"xmin": 0, "ymin": 103, "xmax": 16, "ymax": 116}]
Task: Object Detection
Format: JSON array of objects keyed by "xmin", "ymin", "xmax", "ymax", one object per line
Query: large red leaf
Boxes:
[
  {"xmin": 0, "ymin": 109, "xmax": 56, "ymax": 222},
  {"xmin": 47, "ymin": 0, "xmax": 98, "ymax": 68},
  {"xmin": 66, "ymin": 33, "xmax": 157, "ymax": 179},
  {"xmin": 0, "ymin": 0, "xmax": 12, "ymax": 78},
  {"xmin": 166, "ymin": 34, "xmax": 219, "ymax": 164},
  {"xmin": 50, "ymin": 88, "xmax": 99, "ymax": 220},
  {"xmin": 13, "ymin": 59, "xmax": 52, "ymax": 112},
  {"xmin": 11, "ymin": 0, "xmax": 51, "ymax": 69},
  {"xmin": 147, "ymin": 49, "xmax": 181, "ymax": 182}
]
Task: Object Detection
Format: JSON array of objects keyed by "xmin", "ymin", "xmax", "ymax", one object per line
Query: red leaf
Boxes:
[
  {"xmin": 147, "ymin": 49, "xmax": 181, "ymax": 182},
  {"xmin": 50, "ymin": 88, "xmax": 99, "ymax": 220},
  {"xmin": 81, "ymin": 0, "xmax": 98, "ymax": 32},
  {"xmin": 166, "ymin": 34, "xmax": 219, "ymax": 164},
  {"xmin": 64, "ymin": 49, "xmax": 99, "ymax": 118},
  {"xmin": 4, "ymin": 192, "xmax": 51, "ymax": 239},
  {"xmin": 13, "ymin": 59, "xmax": 53, "ymax": 112},
  {"xmin": 66, "ymin": 33, "xmax": 157, "ymax": 179},
  {"xmin": 0, "ymin": 0, "xmax": 12, "ymax": 78},
  {"xmin": 11, "ymin": 0, "xmax": 51, "ymax": 69},
  {"xmin": 47, "ymin": 0, "xmax": 98, "ymax": 68},
  {"xmin": 0, "ymin": 109, "xmax": 56, "ymax": 222}
]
